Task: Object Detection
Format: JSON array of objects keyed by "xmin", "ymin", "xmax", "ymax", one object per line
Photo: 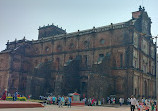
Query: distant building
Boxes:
[{"xmin": 0, "ymin": 6, "xmax": 156, "ymax": 99}]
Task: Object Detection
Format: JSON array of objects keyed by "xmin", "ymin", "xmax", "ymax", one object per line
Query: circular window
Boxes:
[
  {"xmin": 100, "ymin": 39, "xmax": 105, "ymax": 44},
  {"xmin": 57, "ymin": 45, "xmax": 62, "ymax": 51},
  {"xmin": 45, "ymin": 46, "xmax": 50, "ymax": 52}
]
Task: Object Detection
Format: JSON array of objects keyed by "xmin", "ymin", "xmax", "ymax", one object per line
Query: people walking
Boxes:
[
  {"xmin": 102, "ymin": 98, "xmax": 105, "ymax": 105},
  {"xmin": 14, "ymin": 90, "xmax": 18, "ymax": 101},
  {"xmin": 151, "ymin": 100, "xmax": 155, "ymax": 111},
  {"xmin": 130, "ymin": 95, "xmax": 137, "ymax": 111},
  {"xmin": 61, "ymin": 96, "xmax": 65, "ymax": 107},
  {"xmin": 92, "ymin": 98, "xmax": 95, "ymax": 106},
  {"xmin": 137, "ymin": 100, "xmax": 143, "ymax": 111},
  {"xmin": 52, "ymin": 96, "xmax": 56, "ymax": 104},
  {"xmin": 68, "ymin": 96, "xmax": 72, "ymax": 108},
  {"xmin": 0, "ymin": 89, "xmax": 7, "ymax": 100},
  {"xmin": 127, "ymin": 98, "xmax": 131, "ymax": 105},
  {"xmin": 88, "ymin": 98, "xmax": 92, "ymax": 106},
  {"xmin": 83, "ymin": 97, "xmax": 87, "ymax": 105},
  {"xmin": 58, "ymin": 95, "xmax": 62, "ymax": 108},
  {"xmin": 113, "ymin": 98, "xmax": 115, "ymax": 104},
  {"xmin": 119, "ymin": 98, "xmax": 122, "ymax": 106},
  {"xmin": 107, "ymin": 97, "xmax": 110, "ymax": 104}
]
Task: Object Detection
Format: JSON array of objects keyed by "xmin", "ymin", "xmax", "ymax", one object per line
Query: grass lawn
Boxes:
[{"xmin": 26, "ymin": 99, "xmax": 44, "ymax": 103}]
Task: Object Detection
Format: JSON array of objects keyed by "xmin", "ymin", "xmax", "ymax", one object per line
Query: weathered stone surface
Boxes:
[{"xmin": 0, "ymin": 7, "xmax": 156, "ymax": 99}]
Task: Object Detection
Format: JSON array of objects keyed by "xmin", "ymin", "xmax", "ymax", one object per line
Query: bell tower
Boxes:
[
  {"xmin": 38, "ymin": 24, "xmax": 66, "ymax": 39},
  {"xmin": 132, "ymin": 6, "xmax": 152, "ymax": 36}
]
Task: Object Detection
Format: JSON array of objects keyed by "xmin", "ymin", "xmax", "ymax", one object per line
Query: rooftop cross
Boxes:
[{"xmin": 139, "ymin": 5, "xmax": 142, "ymax": 11}]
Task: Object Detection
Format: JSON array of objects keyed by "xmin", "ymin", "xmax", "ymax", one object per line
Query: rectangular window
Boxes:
[
  {"xmin": 120, "ymin": 54, "xmax": 123, "ymax": 67},
  {"xmin": 99, "ymin": 54, "xmax": 104, "ymax": 58},
  {"xmin": 83, "ymin": 55, "xmax": 88, "ymax": 66},
  {"xmin": 99, "ymin": 54, "xmax": 104, "ymax": 61}
]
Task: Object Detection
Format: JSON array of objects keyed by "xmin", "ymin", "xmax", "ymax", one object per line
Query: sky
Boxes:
[{"xmin": 0, "ymin": 0, "xmax": 157, "ymax": 51}]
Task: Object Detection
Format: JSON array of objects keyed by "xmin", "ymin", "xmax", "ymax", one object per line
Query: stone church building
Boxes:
[{"xmin": 0, "ymin": 7, "xmax": 156, "ymax": 99}]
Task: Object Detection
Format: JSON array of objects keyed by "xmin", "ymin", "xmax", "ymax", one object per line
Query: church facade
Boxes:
[{"xmin": 0, "ymin": 7, "xmax": 156, "ymax": 99}]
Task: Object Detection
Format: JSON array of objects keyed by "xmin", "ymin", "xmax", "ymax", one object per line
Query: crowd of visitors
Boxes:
[
  {"xmin": 107, "ymin": 96, "xmax": 116, "ymax": 104},
  {"xmin": 39, "ymin": 94, "xmax": 157, "ymax": 110},
  {"xmin": 40, "ymin": 95, "xmax": 72, "ymax": 108},
  {"xmin": 40, "ymin": 96, "xmax": 115, "ymax": 107},
  {"xmin": 130, "ymin": 95, "xmax": 157, "ymax": 111},
  {"xmin": 0, "ymin": 89, "xmax": 157, "ymax": 110}
]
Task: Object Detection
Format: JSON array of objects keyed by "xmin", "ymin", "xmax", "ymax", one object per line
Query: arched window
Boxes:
[{"xmin": 45, "ymin": 46, "xmax": 50, "ymax": 52}]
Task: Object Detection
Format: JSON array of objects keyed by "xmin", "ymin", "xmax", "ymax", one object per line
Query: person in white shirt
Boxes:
[{"xmin": 130, "ymin": 95, "xmax": 137, "ymax": 111}]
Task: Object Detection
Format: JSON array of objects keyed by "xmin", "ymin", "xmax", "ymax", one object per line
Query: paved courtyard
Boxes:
[{"xmin": 0, "ymin": 105, "xmax": 130, "ymax": 111}]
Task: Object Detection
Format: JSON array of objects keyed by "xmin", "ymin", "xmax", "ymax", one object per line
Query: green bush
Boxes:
[
  {"xmin": 6, "ymin": 97, "xmax": 26, "ymax": 101},
  {"xmin": 18, "ymin": 97, "xmax": 27, "ymax": 101},
  {"xmin": 6, "ymin": 97, "xmax": 13, "ymax": 101}
]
